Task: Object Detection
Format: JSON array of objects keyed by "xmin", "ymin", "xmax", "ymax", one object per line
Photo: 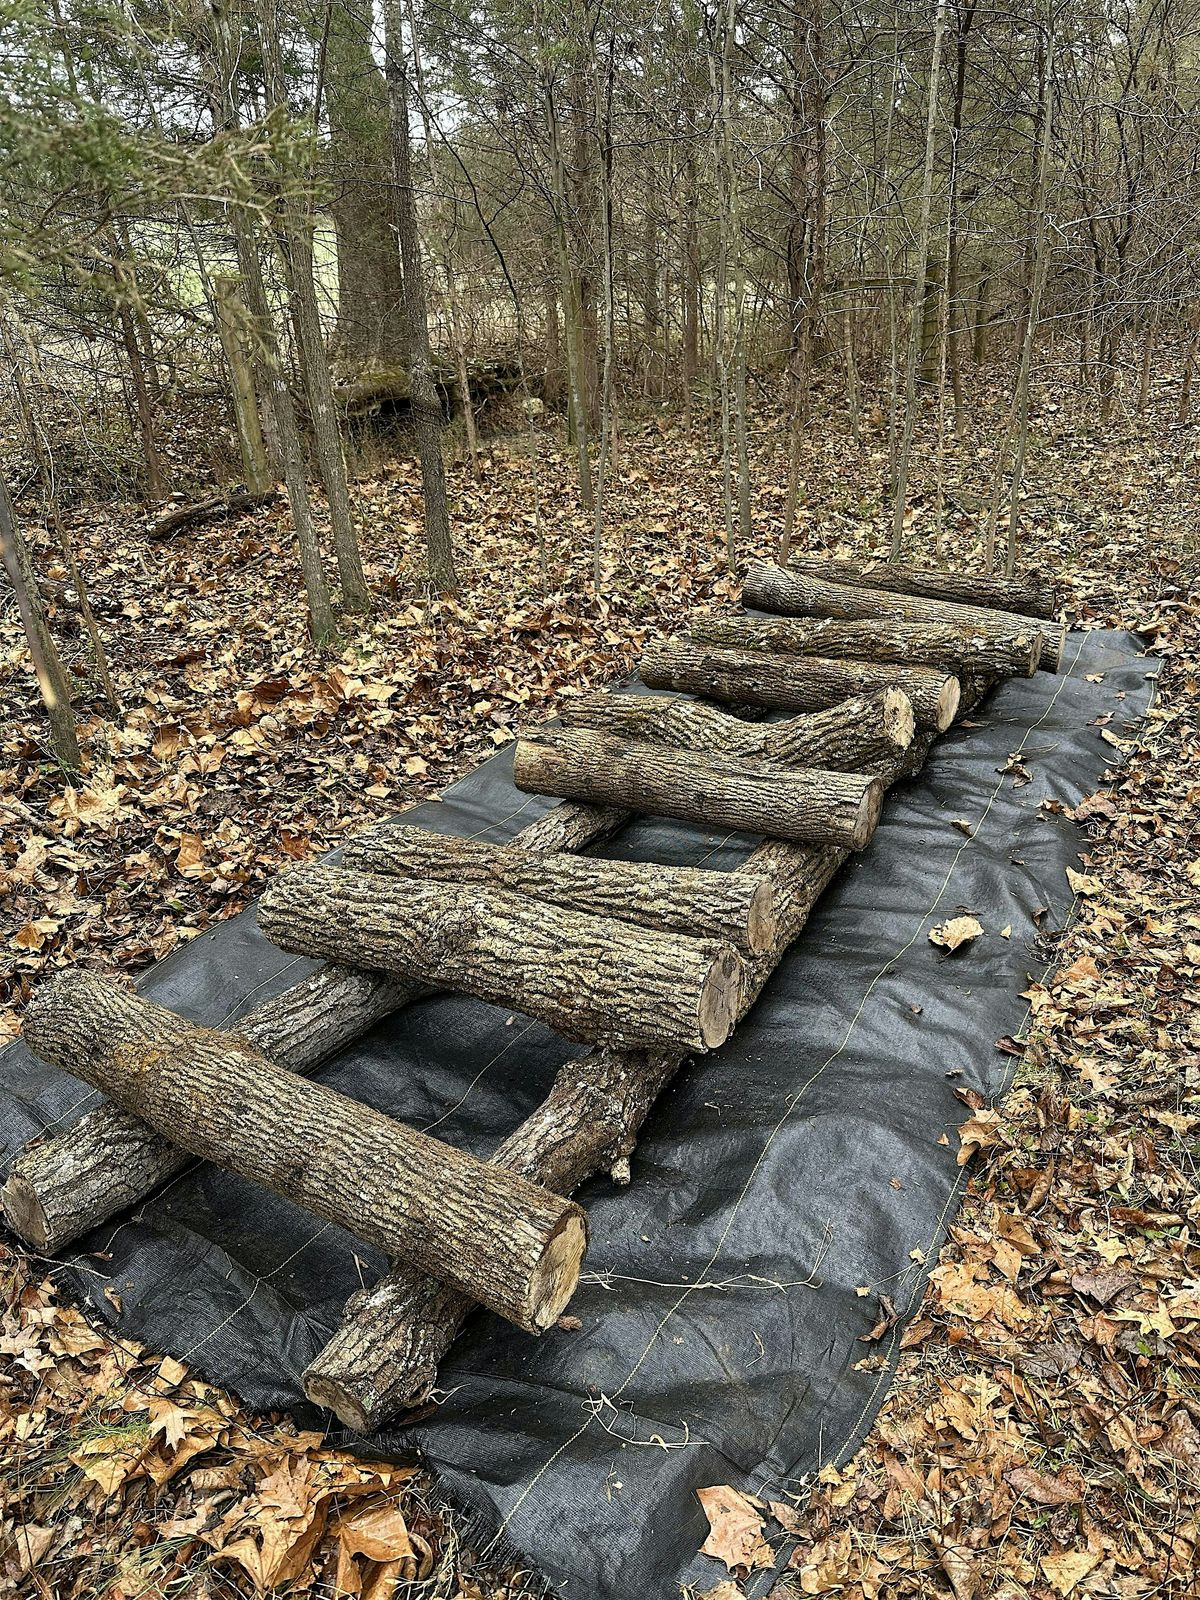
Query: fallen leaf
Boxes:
[
  {"xmin": 930, "ymin": 915, "xmax": 984, "ymax": 952},
  {"xmin": 1041, "ymin": 1548, "xmax": 1100, "ymax": 1595},
  {"xmin": 697, "ymin": 1484, "xmax": 773, "ymax": 1573},
  {"xmin": 1006, "ymin": 1465, "xmax": 1084, "ymax": 1505}
]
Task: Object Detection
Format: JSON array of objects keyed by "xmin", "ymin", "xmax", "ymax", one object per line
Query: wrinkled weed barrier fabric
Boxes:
[{"xmin": 0, "ymin": 629, "xmax": 1159, "ymax": 1597}]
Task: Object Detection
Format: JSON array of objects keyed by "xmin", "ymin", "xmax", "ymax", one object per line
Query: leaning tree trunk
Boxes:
[
  {"xmin": 0, "ymin": 475, "xmax": 80, "ymax": 768},
  {"xmin": 258, "ymin": 864, "xmax": 744, "ymax": 1051},
  {"xmin": 782, "ymin": 555, "xmax": 1058, "ymax": 619},
  {"xmin": 640, "ymin": 638, "xmax": 961, "ymax": 729},
  {"xmin": 558, "ymin": 687, "xmax": 915, "ymax": 770},
  {"xmin": 689, "ymin": 613, "xmax": 1041, "ymax": 678},
  {"xmin": 22, "ymin": 973, "xmax": 585, "ymax": 1335},
  {"xmin": 513, "ymin": 728, "xmax": 883, "ymax": 849},
  {"xmin": 302, "ymin": 730, "xmax": 936, "ymax": 1429},
  {"xmin": 742, "ymin": 563, "xmax": 1066, "ymax": 671},
  {"xmin": 343, "ymin": 826, "xmax": 776, "ymax": 953},
  {"xmin": 2, "ymin": 802, "xmax": 629, "ymax": 1254}
]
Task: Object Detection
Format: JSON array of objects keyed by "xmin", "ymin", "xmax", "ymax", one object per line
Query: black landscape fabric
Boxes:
[{"xmin": 0, "ymin": 628, "xmax": 1159, "ymax": 1597}]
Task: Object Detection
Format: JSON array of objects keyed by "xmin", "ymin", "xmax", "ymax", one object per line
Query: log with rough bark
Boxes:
[
  {"xmin": 640, "ymin": 639, "xmax": 961, "ymax": 730},
  {"xmin": 303, "ymin": 732, "xmax": 936, "ymax": 1429},
  {"xmin": 558, "ymin": 688, "xmax": 915, "ymax": 771},
  {"xmin": 21, "ymin": 972, "xmax": 587, "ymax": 1334},
  {"xmin": 742, "ymin": 563, "xmax": 1067, "ymax": 672},
  {"xmin": 513, "ymin": 728, "xmax": 883, "ymax": 849},
  {"xmin": 784, "ymin": 555, "xmax": 1058, "ymax": 619},
  {"xmin": 147, "ymin": 490, "xmax": 278, "ymax": 540},
  {"xmin": 258, "ymin": 865, "xmax": 744, "ymax": 1051},
  {"xmin": 689, "ymin": 613, "xmax": 1041, "ymax": 678},
  {"xmin": 344, "ymin": 826, "xmax": 777, "ymax": 954},
  {"xmin": 1, "ymin": 800, "xmax": 626, "ymax": 1255}
]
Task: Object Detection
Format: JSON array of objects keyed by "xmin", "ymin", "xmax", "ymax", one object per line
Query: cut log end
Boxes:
[
  {"xmin": 700, "ymin": 947, "xmax": 743, "ymax": 1048},
  {"xmin": 1, "ymin": 1171, "xmax": 50, "ymax": 1250},
  {"xmin": 529, "ymin": 1209, "xmax": 588, "ymax": 1330},
  {"xmin": 883, "ymin": 688, "xmax": 916, "ymax": 750},
  {"xmin": 852, "ymin": 777, "xmax": 885, "ymax": 850},
  {"xmin": 936, "ymin": 676, "xmax": 962, "ymax": 731},
  {"xmin": 303, "ymin": 1370, "xmax": 375, "ymax": 1434},
  {"xmin": 1043, "ymin": 624, "xmax": 1067, "ymax": 673}
]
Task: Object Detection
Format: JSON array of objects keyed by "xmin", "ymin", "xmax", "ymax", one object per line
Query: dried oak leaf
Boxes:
[
  {"xmin": 1070, "ymin": 1266, "xmax": 1134, "ymax": 1307},
  {"xmin": 930, "ymin": 915, "xmax": 984, "ymax": 952},
  {"xmin": 696, "ymin": 1484, "xmax": 773, "ymax": 1573},
  {"xmin": 956, "ymin": 1108, "xmax": 1004, "ymax": 1165},
  {"xmin": 1040, "ymin": 1548, "xmax": 1100, "ymax": 1596},
  {"xmin": 1005, "ymin": 1465, "xmax": 1084, "ymax": 1506}
]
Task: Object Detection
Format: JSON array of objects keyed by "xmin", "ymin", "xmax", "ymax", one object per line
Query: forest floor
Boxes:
[{"xmin": 1, "ymin": 357, "xmax": 1197, "ymax": 1598}]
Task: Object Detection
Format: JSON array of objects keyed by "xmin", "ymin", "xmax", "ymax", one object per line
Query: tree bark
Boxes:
[
  {"xmin": 207, "ymin": 4, "xmax": 337, "ymax": 645},
  {"xmin": 0, "ymin": 475, "xmax": 80, "ymax": 768},
  {"xmin": 213, "ymin": 276, "xmax": 272, "ymax": 495},
  {"xmin": 324, "ymin": 0, "xmax": 408, "ymax": 368},
  {"xmin": 21, "ymin": 973, "xmax": 586, "ymax": 1335},
  {"xmin": 781, "ymin": 555, "xmax": 1058, "ymax": 619},
  {"xmin": 282, "ymin": 220, "xmax": 371, "ymax": 612},
  {"xmin": 513, "ymin": 728, "xmax": 883, "ymax": 849},
  {"xmin": 743, "ymin": 563, "xmax": 1066, "ymax": 672},
  {"xmin": 382, "ymin": 0, "xmax": 457, "ymax": 592},
  {"xmin": 344, "ymin": 826, "xmax": 776, "ymax": 954},
  {"xmin": 558, "ymin": 688, "xmax": 915, "ymax": 771},
  {"xmin": 2, "ymin": 803, "xmax": 626, "ymax": 1255},
  {"xmin": 303, "ymin": 731, "xmax": 932, "ymax": 1429},
  {"xmin": 640, "ymin": 639, "xmax": 961, "ymax": 730},
  {"xmin": 690, "ymin": 613, "xmax": 1041, "ymax": 677},
  {"xmin": 258, "ymin": 864, "xmax": 744, "ymax": 1051}
]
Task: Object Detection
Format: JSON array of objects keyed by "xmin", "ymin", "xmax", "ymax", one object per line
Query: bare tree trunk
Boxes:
[
  {"xmin": 208, "ymin": 1, "xmax": 337, "ymax": 644},
  {"xmin": 382, "ymin": 0, "xmax": 458, "ymax": 592},
  {"xmin": 0, "ymin": 476, "xmax": 80, "ymax": 768},
  {"xmin": 890, "ymin": 0, "xmax": 948, "ymax": 558},
  {"xmin": 3, "ymin": 325, "xmax": 118, "ymax": 707},
  {"xmin": 213, "ymin": 277, "xmax": 272, "ymax": 495}
]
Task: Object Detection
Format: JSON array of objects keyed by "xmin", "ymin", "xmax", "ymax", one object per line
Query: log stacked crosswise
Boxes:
[{"xmin": 5, "ymin": 554, "xmax": 1068, "ymax": 1434}]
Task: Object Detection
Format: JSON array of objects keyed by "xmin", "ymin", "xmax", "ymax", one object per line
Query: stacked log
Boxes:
[
  {"xmin": 742, "ymin": 562, "xmax": 1067, "ymax": 672},
  {"xmin": 512, "ymin": 729, "xmax": 884, "ymax": 848},
  {"xmin": 688, "ymin": 614, "xmax": 1042, "ymax": 678},
  {"xmin": 2, "ymin": 800, "xmax": 626, "ymax": 1254},
  {"xmin": 344, "ymin": 827, "xmax": 777, "ymax": 954},
  {"xmin": 782, "ymin": 556, "xmax": 1059, "ymax": 619},
  {"xmin": 302, "ymin": 731, "xmax": 930, "ymax": 1429},
  {"xmin": 558, "ymin": 688, "xmax": 916, "ymax": 770},
  {"xmin": 21, "ymin": 972, "xmax": 586, "ymax": 1335},
  {"xmin": 640, "ymin": 638, "xmax": 961, "ymax": 730},
  {"xmin": 258, "ymin": 866, "xmax": 744, "ymax": 1051}
]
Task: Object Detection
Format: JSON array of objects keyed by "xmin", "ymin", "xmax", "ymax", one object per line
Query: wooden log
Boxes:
[
  {"xmin": 689, "ymin": 613, "xmax": 1042, "ymax": 678},
  {"xmin": 742, "ymin": 562, "xmax": 1067, "ymax": 673},
  {"xmin": 1, "ymin": 801, "xmax": 627, "ymax": 1256},
  {"xmin": 147, "ymin": 489, "xmax": 278, "ymax": 541},
  {"xmin": 303, "ymin": 732, "xmax": 935, "ymax": 1429},
  {"xmin": 640, "ymin": 639, "xmax": 960, "ymax": 731},
  {"xmin": 784, "ymin": 555, "xmax": 1059, "ymax": 619},
  {"xmin": 343, "ymin": 826, "xmax": 777, "ymax": 955},
  {"xmin": 558, "ymin": 688, "xmax": 915, "ymax": 771},
  {"xmin": 258, "ymin": 864, "xmax": 744, "ymax": 1051},
  {"xmin": 21, "ymin": 972, "xmax": 587, "ymax": 1335},
  {"xmin": 513, "ymin": 728, "xmax": 883, "ymax": 850}
]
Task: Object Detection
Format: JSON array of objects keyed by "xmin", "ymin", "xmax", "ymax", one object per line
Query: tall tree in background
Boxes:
[{"xmin": 382, "ymin": 0, "xmax": 457, "ymax": 592}]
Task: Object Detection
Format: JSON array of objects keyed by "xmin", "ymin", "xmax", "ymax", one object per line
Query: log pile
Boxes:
[{"xmin": 3, "ymin": 556, "xmax": 1064, "ymax": 1433}]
